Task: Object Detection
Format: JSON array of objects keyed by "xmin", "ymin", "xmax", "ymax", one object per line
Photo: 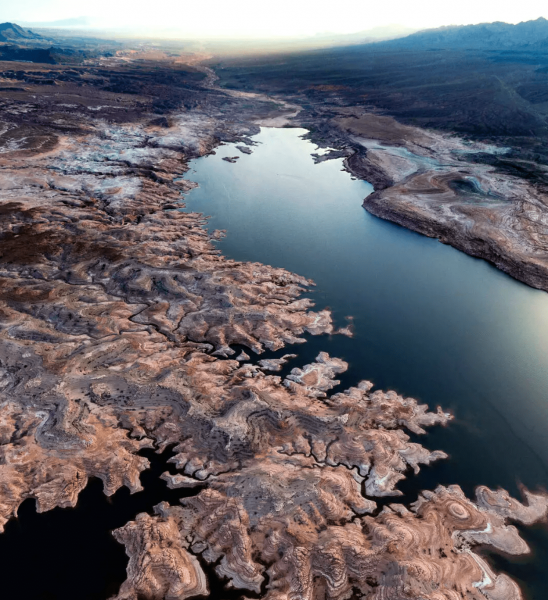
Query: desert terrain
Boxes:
[
  {"xmin": 215, "ymin": 25, "xmax": 548, "ymax": 291},
  {"xmin": 0, "ymin": 21, "xmax": 547, "ymax": 600}
]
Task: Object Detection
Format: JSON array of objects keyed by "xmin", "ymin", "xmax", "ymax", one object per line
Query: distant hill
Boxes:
[
  {"xmin": 379, "ymin": 17, "xmax": 548, "ymax": 50},
  {"xmin": 216, "ymin": 16, "xmax": 548, "ymax": 146},
  {"xmin": 0, "ymin": 22, "xmax": 43, "ymax": 43},
  {"xmin": 300, "ymin": 25, "xmax": 419, "ymax": 47}
]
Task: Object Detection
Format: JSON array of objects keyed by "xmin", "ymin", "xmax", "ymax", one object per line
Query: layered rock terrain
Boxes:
[
  {"xmin": 0, "ymin": 54, "xmax": 546, "ymax": 600},
  {"xmin": 215, "ymin": 42, "xmax": 548, "ymax": 293},
  {"xmin": 332, "ymin": 111, "xmax": 548, "ymax": 292}
]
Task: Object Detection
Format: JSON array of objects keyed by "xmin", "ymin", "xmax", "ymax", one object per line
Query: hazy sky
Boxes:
[{"xmin": 1, "ymin": 0, "xmax": 547, "ymax": 37}]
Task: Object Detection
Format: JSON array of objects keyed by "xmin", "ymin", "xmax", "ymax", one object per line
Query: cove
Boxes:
[
  {"xmin": 0, "ymin": 449, "xmax": 244, "ymax": 600},
  {"xmin": 184, "ymin": 126, "xmax": 548, "ymax": 599}
]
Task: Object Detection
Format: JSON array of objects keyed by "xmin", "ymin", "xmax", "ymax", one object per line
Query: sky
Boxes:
[{"xmin": 1, "ymin": 0, "xmax": 547, "ymax": 38}]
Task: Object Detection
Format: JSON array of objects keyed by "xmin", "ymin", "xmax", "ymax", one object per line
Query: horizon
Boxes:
[{"xmin": 0, "ymin": 0, "xmax": 547, "ymax": 40}]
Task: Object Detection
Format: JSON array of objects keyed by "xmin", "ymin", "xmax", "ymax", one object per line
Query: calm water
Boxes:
[
  {"xmin": 4, "ymin": 126, "xmax": 548, "ymax": 599},
  {"xmin": 184, "ymin": 127, "xmax": 548, "ymax": 598},
  {"xmin": 0, "ymin": 449, "xmax": 251, "ymax": 600}
]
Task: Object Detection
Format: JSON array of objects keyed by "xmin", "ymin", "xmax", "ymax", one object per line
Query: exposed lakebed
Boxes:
[
  {"xmin": 4, "ymin": 125, "xmax": 548, "ymax": 600},
  {"xmin": 183, "ymin": 126, "xmax": 548, "ymax": 598}
]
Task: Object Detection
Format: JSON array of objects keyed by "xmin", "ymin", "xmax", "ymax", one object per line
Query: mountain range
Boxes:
[{"xmin": 379, "ymin": 17, "xmax": 548, "ymax": 50}]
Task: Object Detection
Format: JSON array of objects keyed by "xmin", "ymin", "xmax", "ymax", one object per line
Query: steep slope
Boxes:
[{"xmin": 0, "ymin": 22, "xmax": 43, "ymax": 43}]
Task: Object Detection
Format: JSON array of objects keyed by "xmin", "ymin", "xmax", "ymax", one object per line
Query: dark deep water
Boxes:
[
  {"xmin": 0, "ymin": 448, "xmax": 179, "ymax": 600},
  {"xmin": 0, "ymin": 449, "xmax": 246, "ymax": 600},
  {"xmin": 183, "ymin": 127, "xmax": 548, "ymax": 599},
  {"xmin": 3, "ymin": 126, "xmax": 548, "ymax": 599}
]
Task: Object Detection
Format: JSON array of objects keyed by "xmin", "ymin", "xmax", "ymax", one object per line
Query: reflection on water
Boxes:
[{"xmin": 184, "ymin": 127, "xmax": 548, "ymax": 599}]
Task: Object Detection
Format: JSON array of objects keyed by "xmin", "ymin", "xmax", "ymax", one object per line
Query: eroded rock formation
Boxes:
[
  {"xmin": 331, "ymin": 111, "xmax": 548, "ymax": 292},
  {"xmin": 116, "ymin": 484, "xmax": 548, "ymax": 600},
  {"xmin": 113, "ymin": 511, "xmax": 208, "ymax": 600},
  {"xmin": 0, "ymin": 57, "xmax": 545, "ymax": 600}
]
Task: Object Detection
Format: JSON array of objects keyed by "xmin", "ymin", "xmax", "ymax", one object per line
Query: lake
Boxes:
[
  {"xmin": 184, "ymin": 126, "xmax": 548, "ymax": 599},
  {"xmin": 3, "ymin": 125, "xmax": 548, "ymax": 600}
]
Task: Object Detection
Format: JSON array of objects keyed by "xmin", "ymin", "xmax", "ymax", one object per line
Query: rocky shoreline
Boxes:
[
  {"xmin": 364, "ymin": 189, "xmax": 548, "ymax": 292},
  {"xmin": 0, "ymin": 55, "xmax": 546, "ymax": 600},
  {"xmin": 295, "ymin": 108, "xmax": 548, "ymax": 293}
]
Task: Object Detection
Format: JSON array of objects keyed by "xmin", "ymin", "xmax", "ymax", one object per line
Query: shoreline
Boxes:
[
  {"xmin": 286, "ymin": 106, "xmax": 548, "ymax": 294},
  {"xmin": 0, "ymin": 55, "xmax": 546, "ymax": 600}
]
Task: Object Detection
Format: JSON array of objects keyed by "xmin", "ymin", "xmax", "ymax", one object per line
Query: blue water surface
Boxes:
[{"xmin": 184, "ymin": 126, "xmax": 548, "ymax": 598}]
